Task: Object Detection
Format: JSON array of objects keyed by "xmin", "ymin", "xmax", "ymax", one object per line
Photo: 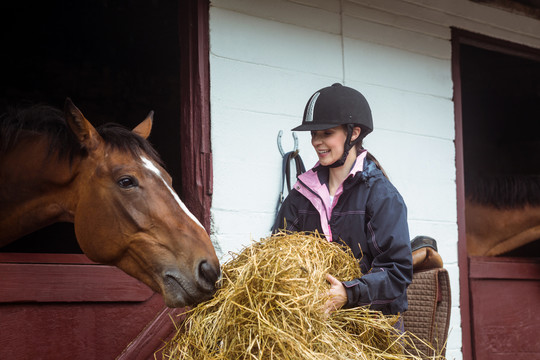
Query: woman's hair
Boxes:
[
  {"xmin": 356, "ymin": 141, "xmax": 388, "ymax": 179},
  {"xmin": 346, "ymin": 125, "xmax": 388, "ymax": 179}
]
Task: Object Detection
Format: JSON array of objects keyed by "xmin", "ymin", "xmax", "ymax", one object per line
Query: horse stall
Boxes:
[
  {"xmin": 0, "ymin": 1, "xmax": 213, "ymax": 359},
  {"xmin": 455, "ymin": 32, "xmax": 540, "ymax": 360}
]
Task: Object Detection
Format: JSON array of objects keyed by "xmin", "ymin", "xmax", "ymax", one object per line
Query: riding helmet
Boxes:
[
  {"xmin": 292, "ymin": 83, "xmax": 373, "ymax": 167},
  {"xmin": 292, "ymin": 83, "xmax": 373, "ymax": 136}
]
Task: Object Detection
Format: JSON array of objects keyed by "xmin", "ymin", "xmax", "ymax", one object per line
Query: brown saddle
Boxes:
[
  {"xmin": 405, "ymin": 236, "xmax": 451, "ymax": 359},
  {"xmin": 411, "ymin": 235, "xmax": 443, "ymax": 271}
]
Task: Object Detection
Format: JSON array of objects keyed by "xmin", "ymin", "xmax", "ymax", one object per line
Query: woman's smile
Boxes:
[{"xmin": 311, "ymin": 126, "xmax": 346, "ymax": 165}]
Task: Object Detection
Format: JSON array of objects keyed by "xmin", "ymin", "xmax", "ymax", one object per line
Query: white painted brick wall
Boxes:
[{"xmin": 208, "ymin": 1, "xmax": 540, "ymax": 359}]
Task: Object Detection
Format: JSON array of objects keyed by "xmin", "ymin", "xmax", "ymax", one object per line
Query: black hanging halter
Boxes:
[
  {"xmin": 275, "ymin": 150, "xmax": 306, "ymax": 216},
  {"xmin": 275, "ymin": 131, "xmax": 306, "ymax": 217}
]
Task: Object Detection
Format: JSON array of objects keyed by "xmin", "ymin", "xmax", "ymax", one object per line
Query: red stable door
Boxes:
[
  {"xmin": 469, "ymin": 257, "xmax": 540, "ymax": 360},
  {"xmin": 0, "ymin": 254, "xmax": 182, "ymax": 360}
]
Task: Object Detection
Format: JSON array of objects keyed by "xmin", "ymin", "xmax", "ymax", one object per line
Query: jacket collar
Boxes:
[
  {"xmin": 293, "ymin": 150, "xmax": 368, "ymax": 242},
  {"xmin": 298, "ymin": 150, "xmax": 367, "ymax": 188}
]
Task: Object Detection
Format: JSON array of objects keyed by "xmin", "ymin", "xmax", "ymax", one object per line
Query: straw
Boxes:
[{"xmin": 162, "ymin": 231, "xmax": 443, "ymax": 360}]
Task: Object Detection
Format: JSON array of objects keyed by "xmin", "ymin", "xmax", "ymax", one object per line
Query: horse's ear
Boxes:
[
  {"xmin": 64, "ymin": 98, "xmax": 101, "ymax": 150},
  {"xmin": 132, "ymin": 111, "xmax": 153, "ymax": 139}
]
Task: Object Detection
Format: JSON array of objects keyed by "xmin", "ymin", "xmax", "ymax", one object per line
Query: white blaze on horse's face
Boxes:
[{"xmin": 140, "ymin": 156, "xmax": 205, "ymax": 230}]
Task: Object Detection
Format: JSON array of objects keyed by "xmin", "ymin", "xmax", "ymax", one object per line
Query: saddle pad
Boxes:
[{"xmin": 403, "ymin": 268, "xmax": 451, "ymax": 358}]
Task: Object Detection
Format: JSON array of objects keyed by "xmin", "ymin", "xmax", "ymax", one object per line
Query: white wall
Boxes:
[{"xmin": 208, "ymin": 1, "xmax": 540, "ymax": 359}]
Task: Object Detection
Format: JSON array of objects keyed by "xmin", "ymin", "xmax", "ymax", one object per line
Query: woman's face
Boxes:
[{"xmin": 310, "ymin": 126, "xmax": 348, "ymax": 167}]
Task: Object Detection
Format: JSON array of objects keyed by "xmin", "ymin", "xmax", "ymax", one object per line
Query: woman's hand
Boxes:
[{"xmin": 323, "ymin": 274, "xmax": 348, "ymax": 315}]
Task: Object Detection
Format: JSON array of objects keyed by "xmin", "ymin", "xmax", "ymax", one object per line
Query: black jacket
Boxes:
[{"xmin": 273, "ymin": 152, "xmax": 413, "ymax": 315}]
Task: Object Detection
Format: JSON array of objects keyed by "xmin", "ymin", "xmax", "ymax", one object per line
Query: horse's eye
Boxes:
[{"xmin": 117, "ymin": 176, "xmax": 138, "ymax": 189}]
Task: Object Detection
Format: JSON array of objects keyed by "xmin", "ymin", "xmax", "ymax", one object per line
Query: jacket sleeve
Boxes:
[
  {"xmin": 342, "ymin": 184, "xmax": 413, "ymax": 313},
  {"xmin": 272, "ymin": 191, "xmax": 301, "ymax": 233}
]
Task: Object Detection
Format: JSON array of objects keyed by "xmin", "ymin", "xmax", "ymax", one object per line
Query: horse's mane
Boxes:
[
  {"xmin": 0, "ymin": 104, "xmax": 163, "ymax": 166},
  {"xmin": 466, "ymin": 175, "xmax": 540, "ymax": 209},
  {"xmin": 0, "ymin": 104, "xmax": 78, "ymax": 158},
  {"xmin": 98, "ymin": 123, "xmax": 163, "ymax": 166}
]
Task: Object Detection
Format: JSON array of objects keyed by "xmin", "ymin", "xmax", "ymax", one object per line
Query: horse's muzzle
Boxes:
[
  {"xmin": 161, "ymin": 260, "xmax": 220, "ymax": 308},
  {"xmin": 197, "ymin": 260, "xmax": 220, "ymax": 292}
]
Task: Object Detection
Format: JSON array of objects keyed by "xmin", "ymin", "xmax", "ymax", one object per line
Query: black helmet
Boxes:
[
  {"xmin": 292, "ymin": 83, "xmax": 373, "ymax": 137},
  {"xmin": 292, "ymin": 83, "xmax": 373, "ymax": 168}
]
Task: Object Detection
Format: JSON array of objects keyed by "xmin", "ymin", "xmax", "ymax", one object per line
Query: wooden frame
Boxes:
[
  {"xmin": 451, "ymin": 28, "xmax": 540, "ymax": 360},
  {"xmin": 469, "ymin": 256, "xmax": 540, "ymax": 280},
  {"xmin": 118, "ymin": 1, "xmax": 212, "ymax": 358},
  {"xmin": 451, "ymin": 27, "xmax": 472, "ymax": 360},
  {"xmin": 179, "ymin": 0, "xmax": 213, "ymax": 232},
  {"xmin": 470, "ymin": 0, "xmax": 540, "ymax": 20},
  {"xmin": 0, "ymin": 254, "xmax": 153, "ymax": 303}
]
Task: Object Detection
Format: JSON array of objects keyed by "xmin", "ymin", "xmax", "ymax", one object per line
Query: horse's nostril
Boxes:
[{"xmin": 198, "ymin": 260, "xmax": 219, "ymax": 289}]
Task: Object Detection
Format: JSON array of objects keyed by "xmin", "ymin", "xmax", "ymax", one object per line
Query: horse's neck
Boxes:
[
  {"xmin": 0, "ymin": 136, "xmax": 81, "ymax": 245},
  {"xmin": 466, "ymin": 199, "xmax": 540, "ymax": 256}
]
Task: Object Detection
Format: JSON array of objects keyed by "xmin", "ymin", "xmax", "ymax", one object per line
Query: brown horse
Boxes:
[
  {"xmin": 466, "ymin": 175, "xmax": 540, "ymax": 256},
  {"xmin": 0, "ymin": 99, "xmax": 220, "ymax": 307}
]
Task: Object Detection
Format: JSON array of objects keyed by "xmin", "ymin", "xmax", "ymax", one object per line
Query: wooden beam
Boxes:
[
  {"xmin": 179, "ymin": 0, "xmax": 212, "ymax": 232},
  {"xmin": 0, "ymin": 262, "xmax": 153, "ymax": 303},
  {"xmin": 451, "ymin": 27, "xmax": 474, "ymax": 360}
]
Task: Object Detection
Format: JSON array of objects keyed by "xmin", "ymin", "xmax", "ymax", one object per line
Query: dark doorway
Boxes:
[
  {"xmin": 461, "ymin": 44, "xmax": 540, "ymax": 204},
  {"xmin": 454, "ymin": 29, "xmax": 540, "ymax": 360},
  {"xmin": 460, "ymin": 41, "xmax": 540, "ymax": 257},
  {"xmin": 0, "ymin": 0, "xmax": 182, "ymax": 253}
]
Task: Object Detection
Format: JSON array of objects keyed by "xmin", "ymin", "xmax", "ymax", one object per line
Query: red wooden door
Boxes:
[
  {"xmin": 469, "ymin": 257, "xmax": 540, "ymax": 360},
  {"xmin": 0, "ymin": 254, "xmax": 164, "ymax": 359}
]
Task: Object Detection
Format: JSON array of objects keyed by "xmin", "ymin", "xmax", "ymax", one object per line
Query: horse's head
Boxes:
[{"xmin": 64, "ymin": 99, "xmax": 220, "ymax": 307}]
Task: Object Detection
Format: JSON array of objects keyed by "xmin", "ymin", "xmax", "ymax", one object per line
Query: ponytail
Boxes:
[
  {"xmin": 345, "ymin": 124, "xmax": 389, "ymax": 179},
  {"xmin": 365, "ymin": 150, "xmax": 388, "ymax": 179},
  {"xmin": 355, "ymin": 140, "xmax": 388, "ymax": 179}
]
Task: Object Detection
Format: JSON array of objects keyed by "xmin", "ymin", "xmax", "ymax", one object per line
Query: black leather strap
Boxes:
[
  {"xmin": 411, "ymin": 235, "xmax": 438, "ymax": 252},
  {"xmin": 275, "ymin": 150, "xmax": 305, "ymax": 216}
]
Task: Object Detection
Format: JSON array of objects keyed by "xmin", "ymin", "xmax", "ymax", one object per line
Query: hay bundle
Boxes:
[{"xmin": 163, "ymin": 231, "xmax": 435, "ymax": 360}]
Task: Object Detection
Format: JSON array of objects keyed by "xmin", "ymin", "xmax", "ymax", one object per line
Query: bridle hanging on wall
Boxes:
[{"xmin": 275, "ymin": 130, "xmax": 306, "ymax": 217}]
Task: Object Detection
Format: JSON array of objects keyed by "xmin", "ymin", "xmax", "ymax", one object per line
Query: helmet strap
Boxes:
[{"xmin": 325, "ymin": 124, "xmax": 361, "ymax": 168}]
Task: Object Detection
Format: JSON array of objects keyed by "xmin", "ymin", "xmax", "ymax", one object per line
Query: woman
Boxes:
[{"xmin": 273, "ymin": 83, "xmax": 413, "ymax": 319}]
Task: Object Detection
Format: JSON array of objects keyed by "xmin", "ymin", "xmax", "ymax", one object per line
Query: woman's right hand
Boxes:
[{"xmin": 323, "ymin": 274, "xmax": 348, "ymax": 315}]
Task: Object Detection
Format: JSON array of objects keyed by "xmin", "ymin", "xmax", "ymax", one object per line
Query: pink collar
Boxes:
[{"xmin": 293, "ymin": 151, "xmax": 367, "ymax": 241}]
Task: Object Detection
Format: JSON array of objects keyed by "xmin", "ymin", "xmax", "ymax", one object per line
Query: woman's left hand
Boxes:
[{"xmin": 323, "ymin": 274, "xmax": 348, "ymax": 315}]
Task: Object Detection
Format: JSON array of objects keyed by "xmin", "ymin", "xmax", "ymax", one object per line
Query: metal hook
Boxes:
[{"xmin": 277, "ymin": 130, "xmax": 299, "ymax": 157}]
